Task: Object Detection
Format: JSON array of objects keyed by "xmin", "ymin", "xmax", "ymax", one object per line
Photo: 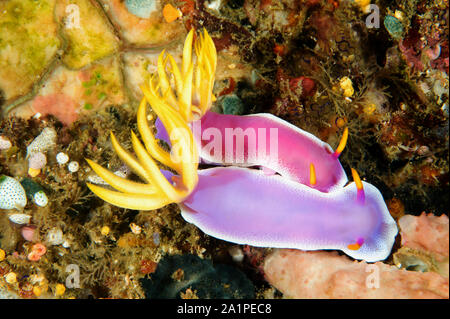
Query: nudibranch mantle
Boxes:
[
  {"xmin": 155, "ymin": 111, "xmax": 349, "ymax": 193},
  {"xmin": 197, "ymin": 111, "xmax": 348, "ymax": 192},
  {"xmin": 181, "ymin": 166, "xmax": 398, "ymax": 262}
]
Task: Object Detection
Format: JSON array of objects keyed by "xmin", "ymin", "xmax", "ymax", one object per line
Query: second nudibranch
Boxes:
[{"xmin": 156, "ymin": 111, "xmax": 349, "ymax": 192}]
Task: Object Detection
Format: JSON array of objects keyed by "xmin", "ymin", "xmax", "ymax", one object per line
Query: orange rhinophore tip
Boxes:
[
  {"xmin": 351, "ymin": 168, "xmax": 363, "ymax": 190},
  {"xmin": 351, "ymin": 168, "xmax": 365, "ymax": 203},
  {"xmin": 309, "ymin": 163, "xmax": 317, "ymax": 186},
  {"xmin": 348, "ymin": 238, "xmax": 364, "ymax": 250},
  {"xmin": 347, "ymin": 242, "xmax": 361, "ymax": 250},
  {"xmin": 163, "ymin": 4, "xmax": 182, "ymax": 23},
  {"xmin": 332, "ymin": 127, "xmax": 348, "ymax": 159}
]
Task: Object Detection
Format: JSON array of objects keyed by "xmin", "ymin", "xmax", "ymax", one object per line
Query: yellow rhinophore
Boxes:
[
  {"xmin": 86, "ymin": 82, "xmax": 199, "ymax": 210},
  {"xmin": 309, "ymin": 163, "xmax": 316, "ymax": 186},
  {"xmin": 156, "ymin": 28, "xmax": 217, "ymax": 122},
  {"xmin": 333, "ymin": 127, "xmax": 349, "ymax": 158}
]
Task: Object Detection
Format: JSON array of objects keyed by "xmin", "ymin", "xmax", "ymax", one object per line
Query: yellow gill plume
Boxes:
[
  {"xmin": 157, "ymin": 28, "xmax": 217, "ymax": 123},
  {"xmin": 85, "ymin": 28, "xmax": 216, "ymax": 210},
  {"xmin": 86, "ymin": 85, "xmax": 199, "ymax": 210}
]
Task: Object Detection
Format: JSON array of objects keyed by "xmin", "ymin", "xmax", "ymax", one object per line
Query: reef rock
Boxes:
[
  {"xmin": 140, "ymin": 254, "xmax": 255, "ymax": 299},
  {"xmin": 263, "ymin": 249, "xmax": 449, "ymax": 299},
  {"xmin": 394, "ymin": 213, "xmax": 449, "ymax": 277},
  {"xmin": 398, "ymin": 213, "xmax": 449, "ymax": 257}
]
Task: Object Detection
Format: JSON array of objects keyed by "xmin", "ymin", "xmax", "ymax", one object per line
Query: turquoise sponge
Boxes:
[
  {"xmin": 125, "ymin": 0, "xmax": 157, "ymax": 19},
  {"xmin": 384, "ymin": 15, "xmax": 404, "ymax": 40},
  {"xmin": 220, "ymin": 94, "xmax": 245, "ymax": 115}
]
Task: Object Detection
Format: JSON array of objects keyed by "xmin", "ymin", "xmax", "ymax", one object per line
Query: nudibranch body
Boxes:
[
  {"xmin": 86, "ymin": 29, "xmax": 398, "ymax": 262},
  {"xmin": 181, "ymin": 166, "xmax": 397, "ymax": 262},
  {"xmin": 196, "ymin": 111, "xmax": 348, "ymax": 192}
]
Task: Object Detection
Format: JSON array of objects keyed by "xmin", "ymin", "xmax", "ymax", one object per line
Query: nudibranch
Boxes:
[
  {"xmin": 86, "ymin": 29, "xmax": 398, "ymax": 262},
  {"xmin": 86, "ymin": 80, "xmax": 397, "ymax": 262},
  {"xmin": 181, "ymin": 166, "xmax": 398, "ymax": 262},
  {"xmin": 150, "ymin": 29, "xmax": 348, "ymax": 192}
]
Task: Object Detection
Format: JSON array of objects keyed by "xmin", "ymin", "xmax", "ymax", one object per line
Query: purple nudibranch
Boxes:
[{"xmin": 180, "ymin": 166, "xmax": 397, "ymax": 262}]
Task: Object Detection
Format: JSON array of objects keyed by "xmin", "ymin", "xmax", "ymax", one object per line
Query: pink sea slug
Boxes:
[{"xmin": 156, "ymin": 110, "xmax": 349, "ymax": 193}]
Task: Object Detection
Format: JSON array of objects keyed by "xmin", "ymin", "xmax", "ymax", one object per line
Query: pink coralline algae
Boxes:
[
  {"xmin": 32, "ymin": 94, "xmax": 79, "ymax": 126},
  {"xmin": 263, "ymin": 249, "xmax": 449, "ymax": 299}
]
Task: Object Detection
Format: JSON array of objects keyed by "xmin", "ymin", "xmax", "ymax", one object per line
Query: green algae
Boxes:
[
  {"xmin": 76, "ymin": 56, "xmax": 128, "ymax": 112},
  {"xmin": 0, "ymin": 0, "xmax": 60, "ymax": 101},
  {"xmin": 56, "ymin": 0, "xmax": 119, "ymax": 70},
  {"xmin": 20, "ymin": 177, "xmax": 45, "ymax": 199}
]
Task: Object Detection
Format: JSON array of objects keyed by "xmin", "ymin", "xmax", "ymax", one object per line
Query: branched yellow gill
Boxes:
[
  {"xmin": 154, "ymin": 28, "xmax": 217, "ymax": 122},
  {"xmin": 85, "ymin": 28, "xmax": 216, "ymax": 210}
]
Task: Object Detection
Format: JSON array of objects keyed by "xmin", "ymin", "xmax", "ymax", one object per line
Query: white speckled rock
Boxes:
[
  {"xmin": 26, "ymin": 127, "xmax": 57, "ymax": 158},
  {"xmin": 47, "ymin": 227, "xmax": 64, "ymax": 246},
  {"xmin": 8, "ymin": 213, "xmax": 31, "ymax": 225},
  {"xmin": 68, "ymin": 161, "xmax": 79, "ymax": 173},
  {"xmin": 56, "ymin": 152, "xmax": 69, "ymax": 165},
  {"xmin": 33, "ymin": 190, "xmax": 48, "ymax": 207},
  {"xmin": 0, "ymin": 176, "xmax": 27, "ymax": 210}
]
